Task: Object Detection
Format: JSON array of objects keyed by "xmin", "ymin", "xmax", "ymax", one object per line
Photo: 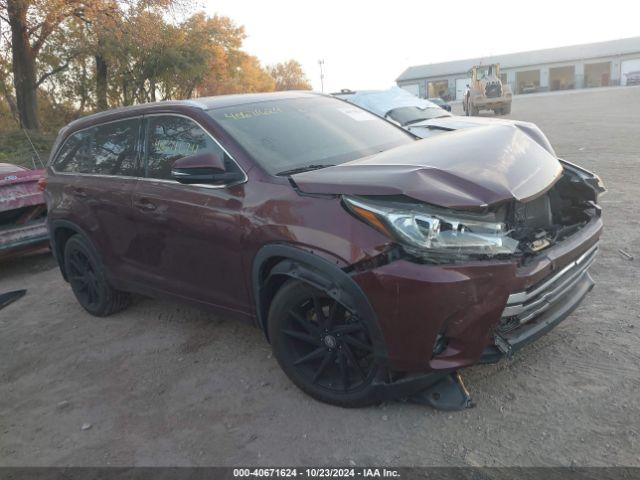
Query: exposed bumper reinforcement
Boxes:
[
  {"xmin": 501, "ymin": 244, "xmax": 598, "ymax": 324},
  {"xmin": 481, "ymin": 270, "xmax": 595, "ymax": 364}
]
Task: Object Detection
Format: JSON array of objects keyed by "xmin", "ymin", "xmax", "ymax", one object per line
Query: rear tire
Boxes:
[
  {"xmin": 503, "ymin": 104, "xmax": 511, "ymax": 114},
  {"xmin": 268, "ymin": 280, "xmax": 380, "ymax": 407},
  {"xmin": 63, "ymin": 235, "xmax": 130, "ymax": 317}
]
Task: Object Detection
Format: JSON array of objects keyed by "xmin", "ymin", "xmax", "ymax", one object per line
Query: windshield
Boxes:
[
  {"xmin": 208, "ymin": 96, "xmax": 413, "ymax": 175},
  {"xmin": 476, "ymin": 66, "xmax": 493, "ymax": 79},
  {"xmin": 387, "ymin": 106, "xmax": 450, "ymax": 126}
]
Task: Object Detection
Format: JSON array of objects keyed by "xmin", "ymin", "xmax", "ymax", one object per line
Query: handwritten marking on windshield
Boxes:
[{"xmin": 224, "ymin": 107, "xmax": 282, "ymax": 120}]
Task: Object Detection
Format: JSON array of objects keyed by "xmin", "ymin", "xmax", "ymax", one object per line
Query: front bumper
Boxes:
[
  {"xmin": 352, "ymin": 216, "xmax": 602, "ymax": 373},
  {"xmin": 481, "ymin": 268, "xmax": 595, "ymax": 364}
]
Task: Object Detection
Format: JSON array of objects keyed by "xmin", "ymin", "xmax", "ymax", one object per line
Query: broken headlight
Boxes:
[{"xmin": 344, "ymin": 196, "xmax": 518, "ymax": 257}]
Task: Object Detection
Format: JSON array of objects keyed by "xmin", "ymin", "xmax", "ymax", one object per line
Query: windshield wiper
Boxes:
[{"xmin": 276, "ymin": 164, "xmax": 334, "ymax": 176}]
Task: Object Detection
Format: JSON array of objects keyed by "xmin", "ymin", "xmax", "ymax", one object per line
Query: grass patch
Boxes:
[{"xmin": 0, "ymin": 130, "xmax": 55, "ymax": 169}]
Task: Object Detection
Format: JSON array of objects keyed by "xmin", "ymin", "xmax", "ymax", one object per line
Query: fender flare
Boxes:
[
  {"xmin": 48, "ymin": 219, "xmax": 99, "ymax": 280},
  {"xmin": 252, "ymin": 243, "xmax": 389, "ymax": 364}
]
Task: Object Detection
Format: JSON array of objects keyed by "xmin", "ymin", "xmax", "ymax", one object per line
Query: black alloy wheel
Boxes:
[
  {"xmin": 67, "ymin": 246, "xmax": 101, "ymax": 310},
  {"xmin": 268, "ymin": 280, "xmax": 379, "ymax": 407},
  {"xmin": 63, "ymin": 235, "xmax": 130, "ymax": 317}
]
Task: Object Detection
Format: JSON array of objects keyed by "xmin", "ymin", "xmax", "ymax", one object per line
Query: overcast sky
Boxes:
[{"xmin": 203, "ymin": 0, "xmax": 640, "ymax": 92}]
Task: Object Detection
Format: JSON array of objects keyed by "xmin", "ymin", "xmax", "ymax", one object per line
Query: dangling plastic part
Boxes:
[{"xmin": 408, "ymin": 372, "xmax": 475, "ymax": 411}]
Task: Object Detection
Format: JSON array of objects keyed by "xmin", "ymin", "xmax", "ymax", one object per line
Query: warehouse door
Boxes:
[
  {"xmin": 516, "ymin": 70, "xmax": 540, "ymax": 94},
  {"xmin": 549, "ymin": 66, "xmax": 575, "ymax": 91},
  {"xmin": 455, "ymin": 78, "xmax": 471, "ymax": 100},
  {"xmin": 585, "ymin": 62, "xmax": 611, "ymax": 87},
  {"xmin": 621, "ymin": 58, "xmax": 640, "ymax": 85}
]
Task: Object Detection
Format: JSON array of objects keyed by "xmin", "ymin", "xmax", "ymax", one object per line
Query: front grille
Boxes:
[
  {"xmin": 498, "ymin": 243, "xmax": 598, "ymax": 333},
  {"xmin": 485, "ymin": 82, "xmax": 502, "ymax": 98}
]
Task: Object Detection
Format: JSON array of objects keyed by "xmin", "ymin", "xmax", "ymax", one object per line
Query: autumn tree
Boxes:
[
  {"xmin": 81, "ymin": 0, "xmax": 177, "ymax": 109},
  {"xmin": 0, "ymin": 1, "xmax": 308, "ymax": 139},
  {"xmin": 198, "ymin": 40, "xmax": 275, "ymax": 95},
  {"xmin": 4, "ymin": 0, "xmax": 56, "ymax": 130},
  {"xmin": 0, "ymin": 0, "xmax": 112, "ymax": 130},
  {"xmin": 267, "ymin": 60, "xmax": 311, "ymax": 91},
  {"xmin": 0, "ymin": 0, "xmax": 177, "ymax": 128}
]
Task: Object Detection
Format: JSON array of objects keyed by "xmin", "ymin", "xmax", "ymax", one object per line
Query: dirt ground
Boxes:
[{"xmin": 1, "ymin": 86, "xmax": 639, "ymax": 467}]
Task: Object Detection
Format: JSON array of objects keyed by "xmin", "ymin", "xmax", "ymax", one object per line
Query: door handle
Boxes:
[{"xmin": 134, "ymin": 198, "xmax": 157, "ymax": 211}]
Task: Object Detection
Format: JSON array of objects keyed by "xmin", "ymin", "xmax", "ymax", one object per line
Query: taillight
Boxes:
[{"xmin": 37, "ymin": 176, "xmax": 47, "ymax": 192}]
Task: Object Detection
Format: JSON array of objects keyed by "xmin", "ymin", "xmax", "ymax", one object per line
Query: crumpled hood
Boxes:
[
  {"xmin": 407, "ymin": 116, "xmax": 556, "ymax": 156},
  {"xmin": 292, "ymin": 125, "xmax": 562, "ymax": 210}
]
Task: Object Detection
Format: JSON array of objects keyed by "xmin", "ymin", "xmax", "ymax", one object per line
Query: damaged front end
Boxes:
[
  {"xmin": 289, "ymin": 125, "xmax": 604, "ymax": 407},
  {"xmin": 508, "ymin": 160, "xmax": 604, "ymax": 260},
  {"xmin": 342, "ymin": 159, "xmax": 604, "ymax": 266},
  {"xmin": 485, "ymin": 160, "xmax": 605, "ymax": 359},
  {"xmin": 339, "ymin": 158, "xmax": 604, "ymax": 375}
]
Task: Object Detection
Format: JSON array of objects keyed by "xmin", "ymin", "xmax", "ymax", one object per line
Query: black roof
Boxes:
[
  {"xmin": 197, "ymin": 90, "xmax": 321, "ymax": 109},
  {"xmin": 65, "ymin": 91, "xmax": 322, "ymax": 131}
]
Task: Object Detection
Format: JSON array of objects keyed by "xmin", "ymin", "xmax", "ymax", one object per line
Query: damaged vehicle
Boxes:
[
  {"xmin": 335, "ymin": 87, "xmax": 554, "ymax": 153},
  {"xmin": 425, "ymin": 97, "xmax": 451, "ymax": 112},
  {"xmin": 45, "ymin": 92, "xmax": 604, "ymax": 408},
  {"xmin": 0, "ymin": 163, "xmax": 48, "ymax": 259}
]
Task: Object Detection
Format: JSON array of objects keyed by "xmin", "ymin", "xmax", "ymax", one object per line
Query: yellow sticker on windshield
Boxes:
[{"xmin": 224, "ymin": 107, "xmax": 282, "ymax": 120}]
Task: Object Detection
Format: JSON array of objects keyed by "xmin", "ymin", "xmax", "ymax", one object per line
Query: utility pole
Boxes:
[{"xmin": 318, "ymin": 59, "xmax": 325, "ymax": 93}]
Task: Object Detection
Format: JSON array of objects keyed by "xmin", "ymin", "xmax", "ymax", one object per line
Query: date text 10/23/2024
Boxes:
[{"xmin": 232, "ymin": 468, "xmax": 401, "ymax": 478}]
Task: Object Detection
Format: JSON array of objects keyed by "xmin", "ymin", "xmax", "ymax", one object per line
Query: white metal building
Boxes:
[{"xmin": 396, "ymin": 37, "xmax": 640, "ymax": 100}]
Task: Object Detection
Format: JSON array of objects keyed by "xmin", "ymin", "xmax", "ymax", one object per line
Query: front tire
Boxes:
[
  {"xmin": 63, "ymin": 235, "xmax": 130, "ymax": 317},
  {"xmin": 268, "ymin": 280, "xmax": 380, "ymax": 407}
]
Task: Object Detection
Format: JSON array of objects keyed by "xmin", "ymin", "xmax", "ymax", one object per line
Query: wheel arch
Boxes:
[
  {"xmin": 49, "ymin": 220, "xmax": 98, "ymax": 281},
  {"xmin": 251, "ymin": 243, "xmax": 388, "ymax": 364}
]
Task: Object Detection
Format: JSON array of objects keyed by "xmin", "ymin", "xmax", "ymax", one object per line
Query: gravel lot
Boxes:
[{"xmin": 1, "ymin": 86, "xmax": 639, "ymax": 467}]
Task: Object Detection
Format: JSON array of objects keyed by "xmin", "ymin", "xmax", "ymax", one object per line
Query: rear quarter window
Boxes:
[
  {"xmin": 53, "ymin": 118, "xmax": 141, "ymax": 176},
  {"xmin": 53, "ymin": 130, "xmax": 93, "ymax": 173}
]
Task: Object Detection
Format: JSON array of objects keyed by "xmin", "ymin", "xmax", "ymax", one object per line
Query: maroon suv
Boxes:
[{"xmin": 45, "ymin": 92, "xmax": 604, "ymax": 408}]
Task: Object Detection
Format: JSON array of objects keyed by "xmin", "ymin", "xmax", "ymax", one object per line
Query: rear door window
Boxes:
[{"xmin": 90, "ymin": 118, "xmax": 141, "ymax": 176}]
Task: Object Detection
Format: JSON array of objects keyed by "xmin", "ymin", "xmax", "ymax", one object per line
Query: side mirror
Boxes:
[{"xmin": 171, "ymin": 151, "xmax": 239, "ymax": 185}]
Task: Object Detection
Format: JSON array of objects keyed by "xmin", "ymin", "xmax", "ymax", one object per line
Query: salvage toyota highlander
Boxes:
[{"xmin": 45, "ymin": 91, "xmax": 604, "ymax": 408}]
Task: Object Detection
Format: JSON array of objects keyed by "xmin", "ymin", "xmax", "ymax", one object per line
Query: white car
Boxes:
[{"xmin": 335, "ymin": 87, "xmax": 555, "ymax": 155}]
